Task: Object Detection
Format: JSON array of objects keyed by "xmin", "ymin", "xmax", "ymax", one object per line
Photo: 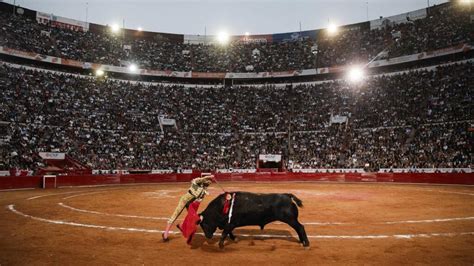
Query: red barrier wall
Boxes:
[
  {"xmin": 0, "ymin": 172, "xmax": 473, "ymax": 190},
  {"xmin": 0, "ymin": 176, "xmax": 44, "ymax": 189}
]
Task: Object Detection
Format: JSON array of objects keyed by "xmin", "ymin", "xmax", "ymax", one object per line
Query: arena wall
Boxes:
[{"xmin": 0, "ymin": 172, "xmax": 473, "ymax": 190}]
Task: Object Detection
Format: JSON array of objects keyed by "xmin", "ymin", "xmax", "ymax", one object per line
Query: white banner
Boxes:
[
  {"xmin": 232, "ymin": 169, "xmax": 257, "ymax": 173},
  {"xmin": 159, "ymin": 117, "xmax": 176, "ymax": 126},
  {"xmin": 0, "ymin": 170, "xmax": 10, "ymax": 176},
  {"xmin": 38, "ymin": 152, "xmax": 65, "ymax": 160},
  {"xmin": 180, "ymin": 169, "xmax": 193, "ymax": 174},
  {"xmin": 216, "ymin": 169, "xmax": 257, "ymax": 173},
  {"xmin": 216, "ymin": 169, "xmax": 232, "ymax": 173},
  {"xmin": 259, "ymin": 154, "xmax": 282, "ymax": 162},
  {"xmin": 183, "ymin": 35, "xmax": 209, "ymax": 45},
  {"xmin": 111, "ymin": 169, "xmax": 129, "ymax": 175},
  {"xmin": 92, "ymin": 169, "xmax": 111, "ymax": 174},
  {"xmin": 151, "ymin": 169, "xmax": 174, "ymax": 174},
  {"xmin": 330, "ymin": 115, "xmax": 348, "ymax": 124},
  {"xmin": 292, "ymin": 168, "xmax": 365, "ymax": 173}
]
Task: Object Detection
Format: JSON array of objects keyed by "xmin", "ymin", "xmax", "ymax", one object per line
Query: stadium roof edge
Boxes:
[{"xmin": 0, "ymin": 1, "xmax": 451, "ymax": 42}]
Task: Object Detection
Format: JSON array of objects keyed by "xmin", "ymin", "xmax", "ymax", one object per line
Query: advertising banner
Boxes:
[
  {"xmin": 330, "ymin": 115, "xmax": 348, "ymax": 124},
  {"xmin": 184, "ymin": 34, "xmax": 209, "ymax": 45},
  {"xmin": 38, "ymin": 152, "xmax": 65, "ymax": 160},
  {"xmin": 191, "ymin": 72, "xmax": 226, "ymax": 79},
  {"xmin": 233, "ymin": 34, "xmax": 273, "ymax": 44},
  {"xmin": 36, "ymin": 11, "xmax": 89, "ymax": 32},
  {"xmin": 272, "ymin": 29, "xmax": 318, "ymax": 43},
  {"xmin": 151, "ymin": 169, "xmax": 175, "ymax": 174},
  {"xmin": 259, "ymin": 154, "xmax": 282, "ymax": 162},
  {"xmin": 159, "ymin": 117, "xmax": 177, "ymax": 126}
]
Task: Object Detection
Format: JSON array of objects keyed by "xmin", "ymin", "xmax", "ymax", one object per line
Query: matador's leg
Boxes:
[
  {"xmin": 168, "ymin": 193, "xmax": 195, "ymax": 224},
  {"xmin": 163, "ymin": 193, "xmax": 195, "ymax": 241}
]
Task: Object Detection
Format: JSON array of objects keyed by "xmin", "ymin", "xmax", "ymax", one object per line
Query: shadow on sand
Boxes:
[{"xmin": 190, "ymin": 228, "xmax": 299, "ymax": 252}]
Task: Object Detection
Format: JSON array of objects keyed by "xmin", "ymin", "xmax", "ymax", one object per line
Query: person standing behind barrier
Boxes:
[{"xmin": 162, "ymin": 175, "xmax": 214, "ymax": 241}]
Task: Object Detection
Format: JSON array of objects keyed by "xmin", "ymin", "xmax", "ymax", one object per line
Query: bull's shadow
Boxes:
[{"xmin": 191, "ymin": 228, "xmax": 299, "ymax": 251}]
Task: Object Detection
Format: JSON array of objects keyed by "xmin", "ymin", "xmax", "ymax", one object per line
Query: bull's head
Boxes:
[{"xmin": 197, "ymin": 213, "xmax": 217, "ymax": 239}]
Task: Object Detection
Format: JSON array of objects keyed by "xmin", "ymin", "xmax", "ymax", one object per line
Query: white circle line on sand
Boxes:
[
  {"xmin": 0, "ymin": 188, "xmax": 35, "ymax": 192},
  {"xmin": 26, "ymin": 188, "xmax": 119, "ymax": 201},
  {"xmin": 58, "ymin": 202, "xmax": 474, "ymax": 226},
  {"xmin": 382, "ymin": 217, "xmax": 474, "ymax": 224},
  {"xmin": 63, "ymin": 191, "xmax": 111, "ymax": 200},
  {"xmin": 422, "ymin": 189, "xmax": 474, "ymax": 196},
  {"xmin": 27, "ymin": 191, "xmax": 84, "ymax": 201},
  {"xmin": 7, "ymin": 205, "xmax": 474, "ymax": 240},
  {"xmin": 59, "ymin": 203, "xmax": 172, "ymax": 221},
  {"xmin": 25, "ymin": 184, "xmax": 474, "ymax": 201}
]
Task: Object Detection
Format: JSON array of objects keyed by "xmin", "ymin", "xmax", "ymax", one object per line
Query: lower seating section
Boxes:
[{"xmin": 1, "ymin": 62, "xmax": 472, "ymax": 171}]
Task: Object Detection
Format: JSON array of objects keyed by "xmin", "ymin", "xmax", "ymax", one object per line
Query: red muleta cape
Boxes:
[{"xmin": 177, "ymin": 201, "xmax": 201, "ymax": 245}]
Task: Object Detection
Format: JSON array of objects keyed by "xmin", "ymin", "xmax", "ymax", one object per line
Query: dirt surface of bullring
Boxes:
[{"xmin": 1, "ymin": 182, "xmax": 473, "ymax": 265}]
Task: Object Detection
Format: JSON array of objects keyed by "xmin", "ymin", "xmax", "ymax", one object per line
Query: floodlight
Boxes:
[
  {"xmin": 95, "ymin": 69, "xmax": 105, "ymax": 77},
  {"xmin": 245, "ymin": 32, "xmax": 250, "ymax": 36},
  {"xmin": 217, "ymin": 31, "xmax": 229, "ymax": 45},
  {"xmin": 327, "ymin": 23, "xmax": 338, "ymax": 35},
  {"xmin": 137, "ymin": 27, "xmax": 143, "ymax": 32},
  {"xmin": 111, "ymin": 23, "xmax": 120, "ymax": 33},
  {"xmin": 347, "ymin": 66, "xmax": 365, "ymax": 83},
  {"xmin": 128, "ymin": 64, "xmax": 138, "ymax": 73}
]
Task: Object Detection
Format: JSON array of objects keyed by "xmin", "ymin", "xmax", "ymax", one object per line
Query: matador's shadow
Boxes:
[{"xmin": 190, "ymin": 228, "xmax": 298, "ymax": 252}]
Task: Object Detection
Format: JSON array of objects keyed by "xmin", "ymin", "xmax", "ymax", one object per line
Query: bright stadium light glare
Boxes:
[
  {"xmin": 95, "ymin": 69, "xmax": 105, "ymax": 77},
  {"xmin": 347, "ymin": 66, "xmax": 365, "ymax": 83},
  {"xmin": 217, "ymin": 31, "xmax": 230, "ymax": 45},
  {"xmin": 327, "ymin": 23, "xmax": 338, "ymax": 35},
  {"xmin": 460, "ymin": 0, "xmax": 472, "ymax": 4},
  {"xmin": 137, "ymin": 27, "xmax": 143, "ymax": 32},
  {"xmin": 245, "ymin": 32, "xmax": 250, "ymax": 36},
  {"xmin": 128, "ymin": 64, "xmax": 138, "ymax": 73},
  {"xmin": 110, "ymin": 23, "xmax": 120, "ymax": 33}
]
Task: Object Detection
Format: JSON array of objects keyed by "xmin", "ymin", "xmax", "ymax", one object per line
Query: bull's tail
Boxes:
[{"xmin": 286, "ymin": 193, "xmax": 303, "ymax": 208}]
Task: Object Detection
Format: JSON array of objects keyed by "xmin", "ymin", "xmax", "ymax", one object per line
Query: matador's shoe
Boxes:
[{"xmin": 162, "ymin": 232, "xmax": 169, "ymax": 242}]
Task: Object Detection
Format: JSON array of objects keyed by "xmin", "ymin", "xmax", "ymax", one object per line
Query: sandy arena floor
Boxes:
[{"xmin": 0, "ymin": 182, "xmax": 473, "ymax": 265}]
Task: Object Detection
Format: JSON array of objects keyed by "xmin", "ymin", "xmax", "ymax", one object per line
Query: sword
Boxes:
[{"xmin": 212, "ymin": 175, "xmax": 227, "ymax": 193}]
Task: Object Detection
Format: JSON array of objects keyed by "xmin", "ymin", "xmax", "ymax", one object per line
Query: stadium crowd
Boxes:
[
  {"xmin": 0, "ymin": 3, "xmax": 472, "ymax": 72},
  {"xmin": 1, "ymin": 61, "xmax": 472, "ymax": 171}
]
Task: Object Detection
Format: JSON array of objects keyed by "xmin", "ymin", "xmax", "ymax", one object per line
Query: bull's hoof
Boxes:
[
  {"xmin": 219, "ymin": 242, "xmax": 225, "ymax": 249},
  {"xmin": 303, "ymin": 244, "xmax": 310, "ymax": 250}
]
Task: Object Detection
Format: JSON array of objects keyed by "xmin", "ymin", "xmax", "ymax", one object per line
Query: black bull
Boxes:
[{"xmin": 198, "ymin": 192, "xmax": 310, "ymax": 248}]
